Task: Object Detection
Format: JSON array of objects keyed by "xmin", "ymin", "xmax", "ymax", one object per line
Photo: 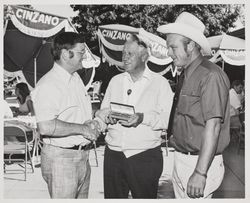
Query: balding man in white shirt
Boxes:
[{"xmin": 96, "ymin": 34, "xmax": 173, "ymax": 199}]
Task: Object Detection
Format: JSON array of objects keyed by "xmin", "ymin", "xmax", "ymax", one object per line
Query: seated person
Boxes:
[{"xmin": 12, "ymin": 82, "xmax": 35, "ymax": 116}]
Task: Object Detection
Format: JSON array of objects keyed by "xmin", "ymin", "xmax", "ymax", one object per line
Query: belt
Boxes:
[
  {"xmin": 57, "ymin": 143, "xmax": 93, "ymax": 151},
  {"xmin": 175, "ymin": 150, "xmax": 222, "ymax": 156},
  {"xmin": 175, "ymin": 149, "xmax": 199, "ymax": 155},
  {"xmin": 41, "ymin": 135, "xmax": 93, "ymax": 151},
  {"xmin": 48, "ymin": 143, "xmax": 93, "ymax": 151}
]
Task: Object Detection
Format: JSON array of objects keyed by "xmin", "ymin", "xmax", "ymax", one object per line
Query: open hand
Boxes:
[
  {"xmin": 95, "ymin": 108, "xmax": 118, "ymax": 125},
  {"xmin": 95, "ymin": 108, "xmax": 110, "ymax": 121}
]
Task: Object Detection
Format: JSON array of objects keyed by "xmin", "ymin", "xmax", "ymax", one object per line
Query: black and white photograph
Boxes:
[{"xmin": 1, "ymin": 0, "xmax": 247, "ymax": 200}]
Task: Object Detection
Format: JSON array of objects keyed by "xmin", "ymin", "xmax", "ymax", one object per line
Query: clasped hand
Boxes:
[{"xmin": 82, "ymin": 120, "xmax": 101, "ymax": 141}]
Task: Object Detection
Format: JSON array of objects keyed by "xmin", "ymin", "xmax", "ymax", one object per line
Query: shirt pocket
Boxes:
[
  {"xmin": 57, "ymin": 98, "xmax": 80, "ymax": 121},
  {"xmin": 177, "ymin": 90, "xmax": 200, "ymax": 116}
]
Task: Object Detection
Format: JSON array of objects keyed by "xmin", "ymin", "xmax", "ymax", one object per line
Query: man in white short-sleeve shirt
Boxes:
[
  {"xmin": 229, "ymin": 80, "xmax": 243, "ymax": 116},
  {"xmin": 32, "ymin": 32, "xmax": 100, "ymax": 199},
  {"xmin": 95, "ymin": 34, "xmax": 173, "ymax": 198}
]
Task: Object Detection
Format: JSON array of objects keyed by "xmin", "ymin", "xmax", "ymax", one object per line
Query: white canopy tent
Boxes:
[
  {"xmin": 208, "ymin": 33, "xmax": 245, "ymax": 68},
  {"xmin": 4, "ymin": 5, "xmax": 100, "ymax": 89}
]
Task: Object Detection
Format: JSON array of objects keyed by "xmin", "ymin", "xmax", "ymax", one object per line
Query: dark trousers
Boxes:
[{"xmin": 104, "ymin": 145, "xmax": 163, "ymax": 199}]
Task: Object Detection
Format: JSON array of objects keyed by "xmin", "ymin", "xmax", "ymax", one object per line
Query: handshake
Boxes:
[
  {"xmin": 81, "ymin": 108, "xmax": 112, "ymax": 141},
  {"xmin": 82, "ymin": 107, "xmax": 144, "ymax": 141},
  {"xmin": 82, "ymin": 119, "xmax": 102, "ymax": 141}
]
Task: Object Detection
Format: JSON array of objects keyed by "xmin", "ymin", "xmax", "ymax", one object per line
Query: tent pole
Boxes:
[
  {"xmin": 4, "ymin": 19, "xmax": 9, "ymax": 35},
  {"xmin": 34, "ymin": 58, "xmax": 37, "ymax": 86},
  {"xmin": 222, "ymin": 60, "xmax": 225, "ymax": 71},
  {"xmin": 34, "ymin": 42, "xmax": 45, "ymax": 87}
]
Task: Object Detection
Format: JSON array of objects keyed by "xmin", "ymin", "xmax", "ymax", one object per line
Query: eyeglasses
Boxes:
[{"xmin": 69, "ymin": 49, "xmax": 86, "ymax": 56}]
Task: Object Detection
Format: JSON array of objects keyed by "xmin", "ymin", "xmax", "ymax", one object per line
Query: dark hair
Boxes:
[
  {"xmin": 127, "ymin": 34, "xmax": 148, "ymax": 49},
  {"xmin": 231, "ymin": 80, "xmax": 243, "ymax": 88},
  {"xmin": 15, "ymin": 82, "xmax": 30, "ymax": 104},
  {"xmin": 51, "ymin": 32, "xmax": 85, "ymax": 61}
]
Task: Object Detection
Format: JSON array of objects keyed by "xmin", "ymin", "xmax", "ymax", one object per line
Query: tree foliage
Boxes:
[{"xmin": 71, "ymin": 4, "xmax": 244, "ymax": 53}]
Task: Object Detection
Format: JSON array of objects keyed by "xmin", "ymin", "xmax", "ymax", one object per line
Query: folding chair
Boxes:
[
  {"xmin": 238, "ymin": 123, "xmax": 245, "ymax": 154},
  {"xmin": 4, "ymin": 125, "xmax": 34, "ymax": 181},
  {"xmin": 89, "ymin": 81, "xmax": 103, "ymax": 102},
  {"xmin": 230, "ymin": 115, "xmax": 242, "ymax": 143}
]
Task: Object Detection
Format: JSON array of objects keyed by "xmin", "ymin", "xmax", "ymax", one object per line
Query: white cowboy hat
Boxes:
[{"xmin": 157, "ymin": 12, "xmax": 212, "ymax": 56}]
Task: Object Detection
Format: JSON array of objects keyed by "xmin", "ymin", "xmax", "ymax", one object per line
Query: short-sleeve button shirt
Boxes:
[
  {"xmin": 171, "ymin": 55, "xmax": 230, "ymax": 154},
  {"xmin": 32, "ymin": 63, "xmax": 92, "ymax": 148}
]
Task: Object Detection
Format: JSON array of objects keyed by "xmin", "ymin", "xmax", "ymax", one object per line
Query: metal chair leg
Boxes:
[
  {"xmin": 93, "ymin": 141, "xmax": 98, "ymax": 167},
  {"xmin": 25, "ymin": 144, "xmax": 27, "ymax": 181},
  {"xmin": 27, "ymin": 145, "xmax": 35, "ymax": 173}
]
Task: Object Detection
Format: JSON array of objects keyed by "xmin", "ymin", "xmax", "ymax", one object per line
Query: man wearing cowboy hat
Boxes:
[{"xmin": 157, "ymin": 12, "xmax": 230, "ymax": 198}]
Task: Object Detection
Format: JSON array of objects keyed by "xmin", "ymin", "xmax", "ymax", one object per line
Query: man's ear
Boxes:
[
  {"xmin": 187, "ymin": 41, "xmax": 195, "ymax": 52},
  {"xmin": 140, "ymin": 48, "xmax": 149, "ymax": 62},
  {"xmin": 61, "ymin": 49, "xmax": 73, "ymax": 60}
]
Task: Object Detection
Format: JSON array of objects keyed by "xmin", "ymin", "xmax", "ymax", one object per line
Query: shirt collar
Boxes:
[
  {"xmin": 184, "ymin": 54, "xmax": 203, "ymax": 79},
  {"xmin": 124, "ymin": 64, "xmax": 152, "ymax": 82},
  {"xmin": 53, "ymin": 62, "xmax": 78, "ymax": 84},
  {"xmin": 231, "ymin": 88, "xmax": 237, "ymax": 95}
]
